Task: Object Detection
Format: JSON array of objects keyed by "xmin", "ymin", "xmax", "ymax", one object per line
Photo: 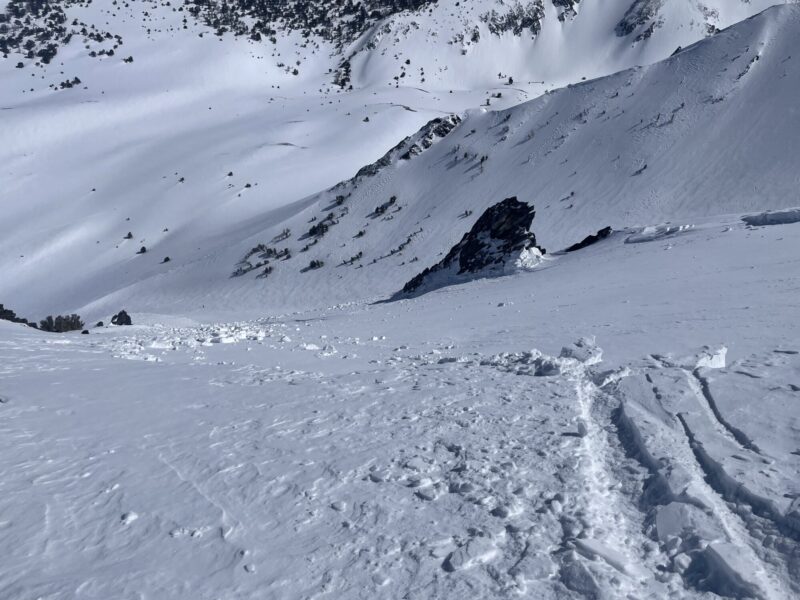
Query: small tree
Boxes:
[{"xmin": 39, "ymin": 314, "xmax": 84, "ymax": 332}]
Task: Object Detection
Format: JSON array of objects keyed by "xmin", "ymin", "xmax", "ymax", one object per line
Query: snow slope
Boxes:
[
  {"xmin": 347, "ymin": 0, "xmax": 790, "ymax": 90},
  {"xmin": 1, "ymin": 1, "xmax": 794, "ymax": 321},
  {"xmin": 1, "ymin": 207, "xmax": 799, "ymax": 599},
  {"xmin": 4, "ymin": 4, "xmax": 794, "ymax": 321},
  {"xmin": 2, "ymin": 3, "xmax": 799, "ymax": 599}
]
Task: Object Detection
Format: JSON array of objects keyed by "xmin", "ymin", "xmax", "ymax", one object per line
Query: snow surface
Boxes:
[
  {"xmin": 2, "ymin": 206, "xmax": 799, "ymax": 599},
  {"xmin": 2, "ymin": 2, "xmax": 800, "ymax": 599}
]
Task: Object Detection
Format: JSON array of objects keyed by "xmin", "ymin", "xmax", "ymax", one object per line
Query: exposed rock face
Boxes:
[
  {"xmin": 564, "ymin": 226, "xmax": 613, "ymax": 252},
  {"xmin": 399, "ymin": 197, "xmax": 543, "ymax": 297}
]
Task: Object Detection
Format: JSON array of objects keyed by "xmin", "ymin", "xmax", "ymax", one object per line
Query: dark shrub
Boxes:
[{"xmin": 39, "ymin": 314, "xmax": 84, "ymax": 332}]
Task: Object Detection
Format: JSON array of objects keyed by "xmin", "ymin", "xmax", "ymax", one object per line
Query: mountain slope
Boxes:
[
  {"xmin": 21, "ymin": 3, "xmax": 793, "ymax": 321},
  {"xmin": 3, "ymin": 0, "xmax": 787, "ymax": 90},
  {"xmin": 0, "ymin": 2, "xmax": 796, "ymax": 321}
]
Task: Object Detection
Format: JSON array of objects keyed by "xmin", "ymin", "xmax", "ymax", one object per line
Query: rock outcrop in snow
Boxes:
[
  {"xmin": 397, "ymin": 197, "xmax": 543, "ymax": 297},
  {"xmin": 0, "ymin": 303, "xmax": 32, "ymax": 326},
  {"xmin": 564, "ymin": 226, "xmax": 613, "ymax": 253}
]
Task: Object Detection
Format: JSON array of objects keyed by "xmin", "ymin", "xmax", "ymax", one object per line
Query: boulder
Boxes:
[{"xmin": 111, "ymin": 310, "xmax": 132, "ymax": 326}]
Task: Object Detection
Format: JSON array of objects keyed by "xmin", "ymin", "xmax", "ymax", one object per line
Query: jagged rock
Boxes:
[
  {"xmin": 552, "ymin": 0, "xmax": 580, "ymax": 21},
  {"xmin": 564, "ymin": 226, "xmax": 613, "ymax": 252},
  {"xmin": 398, "ymin": 197, "xmax": 543, "ymax": 297},
  {"xmin": 111, "ymin": 310, "xmax": 132, "ymax": 326}
]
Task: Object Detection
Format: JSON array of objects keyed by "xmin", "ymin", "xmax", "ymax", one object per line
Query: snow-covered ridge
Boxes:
[{"xmin": 3, "ymin": 2, "xmax": 800, "ymax": 598}]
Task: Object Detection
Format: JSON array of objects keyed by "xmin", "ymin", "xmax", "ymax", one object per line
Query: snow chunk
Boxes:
[
  {"xmin": 625, "ymin": 224, "xmax": 694, "ymax": 244},
  {"xmin": 742, "ymin": 207, "xmax": 800, "ymax": 227},
  {"xmin": 442, "ymin": 537, "xmax": 498, "ymax": 572}
]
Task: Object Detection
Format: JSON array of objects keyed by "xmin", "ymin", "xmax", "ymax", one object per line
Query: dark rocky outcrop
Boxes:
[
  {"xmin": 564, "ymin": 226, "xmax": 613, "ymax": 253},
  {"xmin": 481, "ymin": 1, "xmax": 545, "ymax": 37},
  {"xmin": 111, "ymin": 310, "xmax": 132, "ymax": 326},
  {"xmin": 615, "ymin": 0, "xmax": 665, "ymax": 38},
  {"xmin": 353, "ymin": 114, "xmax": 461, "ymax": 180},
  {"xmin": 0, "ymin": 303, "xmax": 33, "ymax": 326},
  {"xmin": 398, "ymin": 197, "xmax": 543, "ymax": 297},
  {"xmin": 184, "ymin": 0, "xmax": 436, "ymax": 48},
  {"xmin": 1, "ymin": 0, "xmax": 122, "ymax": 68}
]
